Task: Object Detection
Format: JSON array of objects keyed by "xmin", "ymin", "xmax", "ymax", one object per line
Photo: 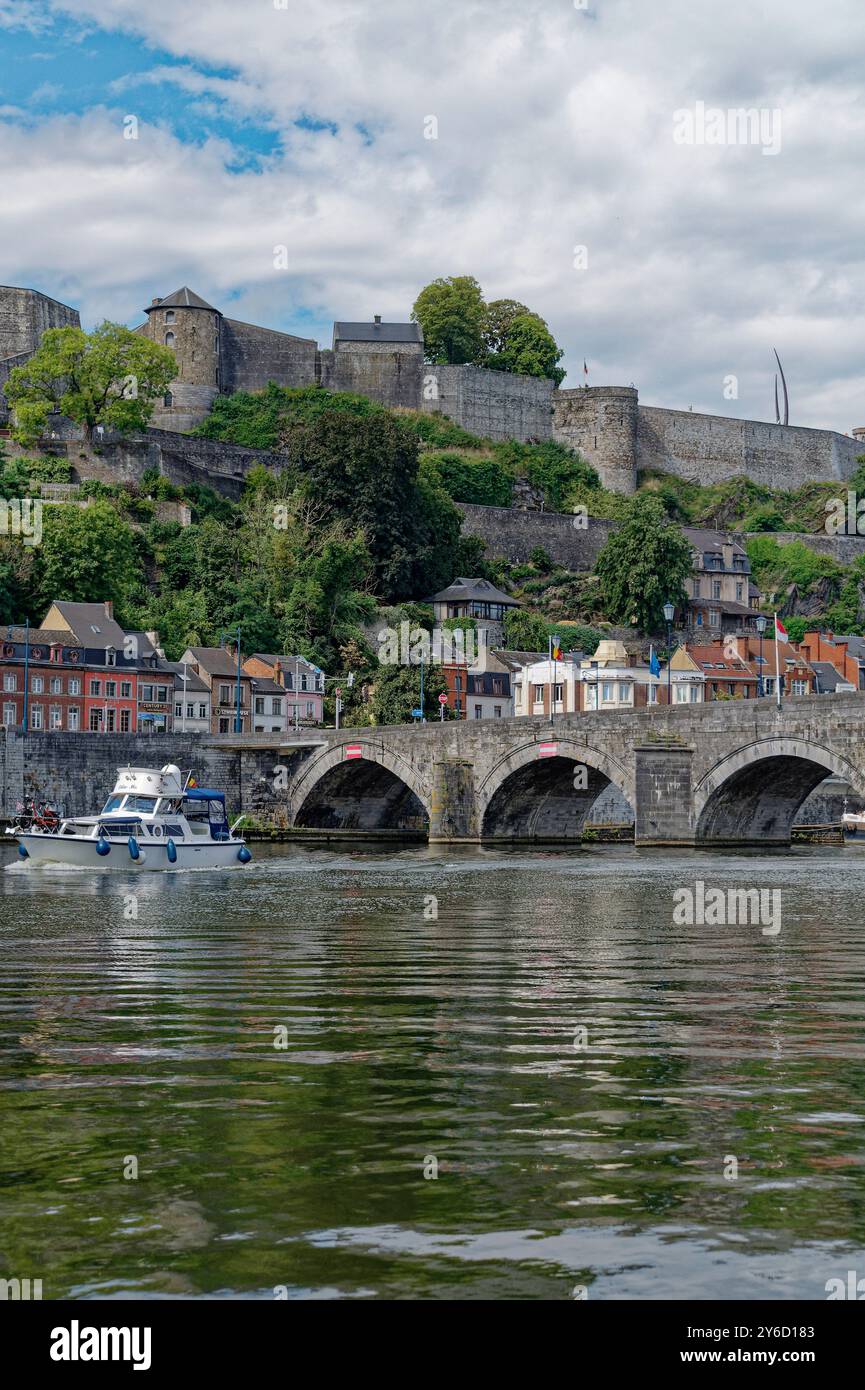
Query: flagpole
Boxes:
[
  {"xmin": 774, "ymin": 612, "xmax": 782, "ymax": 709},
  {"xmin": 548, "ymin": 634, "xmax": 554, "ymax": 724}
]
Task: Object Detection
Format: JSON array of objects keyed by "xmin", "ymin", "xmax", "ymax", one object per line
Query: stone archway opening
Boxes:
[
  {"xmin": 480, "ymin": 754, "xmax": 630, "ymax": 843},
  {"xmin": 696, "ymin": 753, "xmax": 839, "ymax": 846},
  {"xmin": 294, "ymin": 759, "xmax": 429, "ymax": 836}
]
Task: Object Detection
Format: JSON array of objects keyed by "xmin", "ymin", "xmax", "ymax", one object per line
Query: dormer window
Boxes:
[{"xmin": 106, "ymin": 647, "xmax": 116, "ymax": 666}]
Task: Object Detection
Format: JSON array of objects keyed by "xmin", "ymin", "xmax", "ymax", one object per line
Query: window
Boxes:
[
  {"xmin": 165, "ymin": 309, "xmax": 175, "ymax": 324},
  {"xmin": 31, "ymin": 705, "xmax": 43, "ymax": 729},
  {"xmin": 3, "ymin": 674, "xmax": 15, "ymax": 692},
  {"xmin": 708, "ymin": 610, "xmax": 720, "ymax": 626},
  {"xmin": 255, "ymin": 697, "xmax": 265, "ymax": 715},
  {"xmin": 728, "ymin": 683, "xmax": 735, "ymax": 696},
  {"xmin": 315, "ymin": 675, "xmax": 323, "ymax": 691},
  {"xmin": 712, "ymin": 581, "xmax": 722, "ymax": 600},
  {"xmin": 648, "ymin": 685, "xmax": 658, "ymax": 705},
  {"xmin": 736, "ymin": 583, "xmax": 744, "ymax": 601},
  {"xmin": 219, "ymin": 717, "xmax": 230, "ymax": 733},
  {"xmin": 602, "ymin": 682, "xmax": 614, "ymax": 702},
  {"xmin": 271, "ymin": 698, "xmax": 282, "ymax": 715},
  {"xmin": 141, "ymin": 684, "xmax": 153, "ymax": 701},
  {"xmin": 50, "ymin": 676, "xmax": 62, "ymax": 694},
  {"xmin": 90, "ymin": 679, "xmax": 101, "ymax": 696},
  {"xmin": 494, "ymin": 706, "xmax": 502, "ymax": 718},
  {"xmin": 690, "ymin": 685, "xmax": 700, "ymax": 703},
  {"xmin": 31, "ymin": 675, "xmax": 43, "ymax": 693},
  {"xmin": 765, "ymin": 678, "xmax": 775, "ymax": 695},
  {"xmin": 106, "ymin": 709, "xmax": 116, "ymax": 732},
  {"xmin": 675, "ymin": 685, "xmax": 689, "ymax": 704},
  {"xmin": 89, "ymin": 709, "xmax": 103, "ymax": 731},
  {"xmin": 792, "ymin": 679, "xmax": 808, "ymax": 695},
  {"xmin": 68, "ymin": 707, "xmax": 79, "ymax": 731},
  {"xmin": 187, "ymin": 703, "xmax": 194, "ymax": 719},
  {"xmin": 301, "ymin": 674, "xmax": 308, "ymax": 691},
  {"xmin": 553, "ymin": 683, "xmax": 563, "ymax": 703},
  {"xmin": 156, "ymin": 686, "xmax": 168, "ymax": 702},
  {"xmin": 69, "ymin": 677, "xmax": 80, "ymax": 695},
  {"xmin": 198, "ymin": 703, "xmax": 207, "ymax": 719},
  {"xmin": 533, "ymin": 684, "xmax": 544, "ymax": 702},
  {"xmin": 121, "ymin": 682, "xmax": 132, "ymax": 698},
  {"xmin": 585, "ymin": 684, "xmax": 598, "ymax": 709},
  {"xmin": 165, "ymin": 331, "xmax": 175, "ymax": 348},
  {"xmin": 106, "ymin": 681, "xmax": 117, "ymax": 697},
  {"xmin": 619, "ymin": 683, "xmax": 633, "ymax": 703},
  {"xmin": 474, "ymin": 705, "xmax": 483, "ymax": 719},
  {"xmin": 175, "ymin": 702, "xmax": 182, "ymax": 718},
  {"xmin": 3, "ymin": 702, "xmax": 16, "ymax": 725},
  {"xmin": 163, "ymin": 392, "xmax": 173, "ymax": 407},
  {"xmin": 50, "ymin": 705, "xmax": 62, "ymax": 729},
  {"xmin": 120, "ymin": 710, "xmax": 130, "ymax": 732},
  {"xmin": 285, "ymin": 672, "xmax": 293, "ymax": 690},
  {"xmin": 219, "ymin": 684, "xmax": 231, "ymax": 704},
  {"xmin": 692, "ymin": 579, "xmax": 701, "ymax": 598},
  {"xmin": 306, "ymin": 702, "xmax": 314, "ymax": 719},
  {"xmin": 455, "ymin": 675, "xmax": 463, "ymax": 693},
  {"xmin": 106, "ymin": 648, "xmax": 116, "ymax": 666}
]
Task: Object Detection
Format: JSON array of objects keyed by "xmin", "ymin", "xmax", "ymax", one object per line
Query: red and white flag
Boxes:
[{"xmin": 775, "ymin": 616, "xmax": 788, "ymax": 643}]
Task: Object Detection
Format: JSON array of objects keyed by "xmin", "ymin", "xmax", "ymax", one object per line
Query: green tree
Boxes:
[
  {"xmin": 595, "ymin": 494, "xmax": 692, "ymax": 633},
  {"xmin": 5, "ymin": 323, "xmax": 177, "ymax": 445},
  {"xmin": 37, "ymin": 499, "xmax": 143, "ymax": 611},
  {"xmin": 411, "ymin": 276, "xmax": 485, "ymax": 364},
  {"xmin": 502, "ymin": 607, "xmax": 549, "ymax": 650},
  {"xmin": 481, "ymin": 299, "xmax": 531, "ymax": 357},
  {"xmin": 371, "ymin": 662, "xmax": 448, "ymax": 725},
  {"xmin": 486, "ymin": 310, "xmax": 566, "ymax": 386}
]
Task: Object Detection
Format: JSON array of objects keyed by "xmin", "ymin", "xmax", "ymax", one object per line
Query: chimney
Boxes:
[
  {"xmin": 374, "ymin": 314, "xmax": 382, "ymax": 324},
  {"xmin": 104, "ymin": 600, "xmax": 113, "ymax": 618},
  {"xmin": 151, "ymin": 297, "xmax": 162, "ymax": 306}
]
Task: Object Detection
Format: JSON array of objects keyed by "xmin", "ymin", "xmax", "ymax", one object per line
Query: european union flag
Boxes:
[{"xmin": 649, "ymin": 645, "xmax": 661, "ymax": 678}]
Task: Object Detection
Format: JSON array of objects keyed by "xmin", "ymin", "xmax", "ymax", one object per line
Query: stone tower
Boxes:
[
  {"xmin": 137, "ymin": 287, "xmax": 222, "ymax": 432},
  {"xmin": 552, "ymin": 386, "xmax": 639, "ymax": 495},
  {"xmin": 0, "ymin": 285, "xmax": 80, "ymax": 424}
]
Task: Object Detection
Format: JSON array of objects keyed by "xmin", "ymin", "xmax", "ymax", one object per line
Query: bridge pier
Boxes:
[
  {"xmin": 429, "ymin": 760, "xmax": 478, "ymax": 841},
  {"xmin": 633, "ymin": 744, "xmax": 695, "ymax": 846}
]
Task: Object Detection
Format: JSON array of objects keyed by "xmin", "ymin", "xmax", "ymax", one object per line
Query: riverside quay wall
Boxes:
[{"xmin": 3, "ymin": 694, "xmax": 865, "ymax": 847}]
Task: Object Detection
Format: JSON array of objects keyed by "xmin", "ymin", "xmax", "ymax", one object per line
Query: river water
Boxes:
[{"xmin": 1, "ymin": 841, "xmax": 864, "ymax": 1301}]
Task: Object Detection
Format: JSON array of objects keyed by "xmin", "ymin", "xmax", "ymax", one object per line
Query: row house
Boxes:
[
  {"xmin": 168, "ymin": 662, "xmax": 212, "ymax": 733},
  {"xmin": 673, "ymin": 635, "xmax": 819, "ymax": 699},
  {"xmin": 1, "ymin": 628, "xmax": 91, "ymax": 731},
  {"xmin": 510, "ymin": 640, "xmax": 705, "ymax": 715},
  {"xmin": 798, "ymin": 632, "xmax": 862, "ymax": 692},
  {"xmin": 243, "ymin": 653, "xmax": 325, "ymax": 727},
  {"xmin": 181, "ymin": 646, "xmax": 254, "ymax": 734},
  {"xmin": 443, "ymin": 650, "xmax": 514, "ymax": 719},
  {"xmin": 44, "ymin": 600, "xmax": 141, "ymax": 732}
]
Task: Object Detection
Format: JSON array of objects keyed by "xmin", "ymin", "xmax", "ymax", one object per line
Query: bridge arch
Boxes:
[
  {"xmin": 693, "ymin": 736, "xmax": 863, "ymax": 845},
  {"xmin": 477, "ymin": 739, "xmax": 635, "ymax": 842},
  {"xmin": 291, "ymin": 741, "xmax": 431, "ymax": 834}
]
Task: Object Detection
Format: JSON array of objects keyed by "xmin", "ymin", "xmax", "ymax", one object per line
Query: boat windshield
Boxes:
[
  {"xmin": 101, "ymin": 795, "xmax": 126, "ymax": 813},
  {"xmin": 124, "ymin": 795, "xmax": 158, "ymax": 813}
]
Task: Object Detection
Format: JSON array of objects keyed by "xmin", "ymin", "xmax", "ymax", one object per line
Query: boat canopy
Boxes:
[{"xmin": 184, "ymin": 789, "xmax": 226, "ymax": 802}]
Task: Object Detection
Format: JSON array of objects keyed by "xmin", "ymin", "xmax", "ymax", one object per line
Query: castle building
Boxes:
[{"xmin": 2, "ymin": 281, "xmax": 863, "ymax": 495}]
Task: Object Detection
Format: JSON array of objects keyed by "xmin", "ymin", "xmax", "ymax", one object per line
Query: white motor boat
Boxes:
[
  {"xmin": 842, "ymin": 808, "xmax": 865, "ymax": 841},
  {"xmin": 8, "ymin": 764, "xmax": 252, "ymax": 872}
]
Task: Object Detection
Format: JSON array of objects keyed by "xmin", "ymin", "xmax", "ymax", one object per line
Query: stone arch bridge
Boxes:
[{"xmin": 249, "ymin": 695, "xmax": 865, "ymax": 847}]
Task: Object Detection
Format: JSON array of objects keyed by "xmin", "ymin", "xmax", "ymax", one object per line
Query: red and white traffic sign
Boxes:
[
  {"xmin": 538, "ymin": 743, "xmax": 558, "ymax": 758},
  {"xmin": 344, "ymin": 744, "xmax": 363, "ymax": 760},
  {"xmin": 438, "ymin": 693, "xmax": 448, "ymax": 705}
]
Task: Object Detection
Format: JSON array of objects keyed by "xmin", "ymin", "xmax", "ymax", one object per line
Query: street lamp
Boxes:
[
  {"xmin": 663, "ymin": 602, "xmax": 675, "ymax": 705},
  {"xmin": 755, "ymin": 614, "xmax": 767, "ymax": 697}
]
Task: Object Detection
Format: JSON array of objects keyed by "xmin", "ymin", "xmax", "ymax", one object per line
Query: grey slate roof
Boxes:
[
  {"xmin": 185, "ymin": 647, "xmax": 250, "ymax": 678},
  {"xmin": 146, "ymin": 287, "xmax": 219, "ymax": 313},
  {"xmin": 165, "ymin": 662, "xmax": 210, "ymax": 694},
  {"xmin": 834, "ymin": 635, "xmax": 865, "ymax": 660},
  {"xmin": 811, "ymin": 661, "xmax": 847, "ymax": 692},
  {"xmin": 48, "ymin": 601, "xmax": 128, "ymax": 648},
  {"xmin": 333, "ymin": 321, "xmax": 423, "ymax": 345},
  {"xmin": 428, "ymin": 577, "xmax": 519, "ymax": 607}
]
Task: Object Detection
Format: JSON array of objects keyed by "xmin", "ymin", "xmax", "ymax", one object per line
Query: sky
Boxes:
[{"xmin": 0, "ymin": 0, "xmax": 863, "ymax": 431}]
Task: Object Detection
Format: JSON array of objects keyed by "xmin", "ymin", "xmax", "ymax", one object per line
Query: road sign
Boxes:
[
  {"xmin": 411, "ymin": 707, "xmax": 423, "ymax": 718},
  {"xmin": 538, "ymin": 743, "xmax": 558, "ymax": 758},
  {"xmin": 345, "ymin": 744, "xmax": 363, "ymax": 760},
  {"xmin": 335, "ymin": 688, "xmax": 342, "ymax": 697},
  {"xmin": 438, "ymin": 693, "xmax": 448, "ymax": 705}
]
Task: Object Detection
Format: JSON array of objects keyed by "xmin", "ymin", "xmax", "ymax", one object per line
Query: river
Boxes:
[{"xmin": 1, "ymin": 841, "xmax": 864, "ymax": 1301}]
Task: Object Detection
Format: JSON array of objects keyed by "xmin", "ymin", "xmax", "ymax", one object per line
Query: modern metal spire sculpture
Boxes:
[{"xmin": 773, "ymin": 349, "xmax": 789, "ymax": 426}]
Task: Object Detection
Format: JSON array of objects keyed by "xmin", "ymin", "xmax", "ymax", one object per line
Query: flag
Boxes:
[
  {"xmin": 188, "ymin": 776, "xmax": 197, "ymax": 788},
  {"xmin": 649, "ymin": 645, "xmax": 661, "ymax": 678},
  {"xmin": 583, "ymin": 360, "xmax": 589, "ymax": 379},
  {"xmin": 775, "ymin": 616, "xmax": 788, "ymax": 643},
  {"xmin": 551, "ymin": 636, "xmax": 563, "ymax": 661}
]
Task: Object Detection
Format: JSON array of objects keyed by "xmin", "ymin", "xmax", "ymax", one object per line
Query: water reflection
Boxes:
[{"xmin": 1, "ymin": 842, "xmax": 864, "ymax": 1300}]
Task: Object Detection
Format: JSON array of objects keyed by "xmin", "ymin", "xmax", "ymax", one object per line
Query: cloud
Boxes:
[{"xmin": 0, "ymin": 0, "xmax": 862, "ymax": 431}]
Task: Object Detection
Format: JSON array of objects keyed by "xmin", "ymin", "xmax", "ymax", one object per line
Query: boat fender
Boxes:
[
  {"xmin": 18, "ymin": 843, "xmax": 28, "ymax": 859},
  {"xmin": 128, "ymin": 836, "xmax": 140, "ymax": 861},
  {"xmin": 237, "ymin": 845, "xmax": 252, "ymax": 864},
  {"xmin": 166, "ymin": 838, "xmax": 177, "ymax": 864},
  {"xmin": 96, "ymin": 836, "xmax": 111, "ymax": 857}
]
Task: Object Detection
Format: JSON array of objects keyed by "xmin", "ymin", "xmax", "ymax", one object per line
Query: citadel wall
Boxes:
[
  {"xmin": 420, "ymin": 362, "xmax": 554, "ymax": 442},
  {"xmin": 0, "ymin": 286, "xmax": 80, "ymax": 362}
]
